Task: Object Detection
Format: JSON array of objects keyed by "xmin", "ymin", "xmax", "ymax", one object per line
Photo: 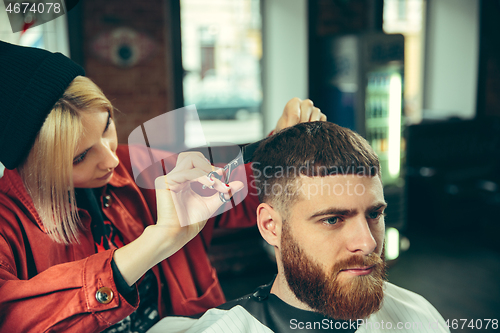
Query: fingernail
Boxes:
[
  {"xmin": 225, "ymin": 183, "xmax": 230, "ymax": 188},
  {"xmin": 206, "ymin": 175, "xmax": 215, "ymax": 182}
]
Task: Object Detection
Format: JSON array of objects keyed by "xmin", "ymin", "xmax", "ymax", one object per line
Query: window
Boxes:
[
  {"xmin": 383, "ymin": 0, "xmax": 425, "ymax": 124},
  {"xmin": 0, "ymin": 1, "xmax": 70, "ymax": 54},
  {"xmin": 180, "ymin": 0, "xmax": 263, "ymax": 146}
]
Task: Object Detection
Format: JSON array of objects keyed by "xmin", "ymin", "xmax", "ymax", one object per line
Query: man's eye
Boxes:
[
  {"xmin": 368, "ymin": 211, "xmax": 383, "ymax": 219},
  {"xmin": 324, "ymin": 216, "xmax": 340, "ymax": 225}
]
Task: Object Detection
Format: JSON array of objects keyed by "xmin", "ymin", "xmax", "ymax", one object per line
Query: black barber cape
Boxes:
[{"xmin": 217, "ymin": 278, "xmax": 357, "ymax": 332}]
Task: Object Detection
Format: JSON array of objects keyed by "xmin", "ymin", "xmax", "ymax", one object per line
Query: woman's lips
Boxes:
[
  {"xmin": 97, "ymin": 170, "xmax": 113, "ymax": 181},
  {"xmin": 340, "ymin": 265, "xmax": 375, "ymax": 276}
]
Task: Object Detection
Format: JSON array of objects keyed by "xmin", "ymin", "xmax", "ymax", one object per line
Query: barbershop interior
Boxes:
[{"xmin": 1, "ymin": 0, "xmax": 499, "ymax": 331}]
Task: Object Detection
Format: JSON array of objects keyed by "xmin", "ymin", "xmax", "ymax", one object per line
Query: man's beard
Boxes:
[{"xmin": 280, "ymin": 222, "xmax": 387, "ymax": 321}]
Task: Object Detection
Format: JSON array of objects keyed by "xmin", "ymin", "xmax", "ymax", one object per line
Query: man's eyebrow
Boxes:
[
  {"xmin": 368, "ymin": 202, "xmax": 388, "ymax": 211},
  {"xmin": 308, "ymin": 208, "xmax": 357, "ymax": 220},
  {"xmin": 308, "ymin": 202, "xmax": 388, "ymax": 220}
]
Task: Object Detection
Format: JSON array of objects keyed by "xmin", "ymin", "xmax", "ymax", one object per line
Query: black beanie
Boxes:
[{"xmin": 0, "ymin": 41, "xmax": 85, "ymax": 170}]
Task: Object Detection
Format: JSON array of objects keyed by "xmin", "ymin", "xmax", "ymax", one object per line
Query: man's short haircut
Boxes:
[{"xmin": 251, "ymin": 121, "xmax": 380, "ymax": 216}]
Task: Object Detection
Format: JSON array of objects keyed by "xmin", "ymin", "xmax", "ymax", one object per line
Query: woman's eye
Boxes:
[
  {"xmin": 73, "ymin": 149, "xmax": 89, "ymax": 165},
  {"xmin": 324, "ymin": 216, "xmax": 340, "ymax": 225},
  {"xmin": 104, "ymin": 116, "xmax": 112, "ymax": 132}
]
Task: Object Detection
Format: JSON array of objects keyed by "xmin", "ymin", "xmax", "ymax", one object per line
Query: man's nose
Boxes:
[{"xmin": 345, "ymin": 216, "xmax": 377, "ymax": 255}]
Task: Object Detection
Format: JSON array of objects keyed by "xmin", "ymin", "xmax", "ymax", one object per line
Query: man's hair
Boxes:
[
  {"xmin": 251, "ymin": 121, "xmax": 380, "ymax": 216},
  {"xmin": 18, "ymin": 76, "xmax": 114, "ymax": 244}
]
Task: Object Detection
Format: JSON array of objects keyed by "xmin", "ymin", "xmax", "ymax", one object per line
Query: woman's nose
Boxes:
[{"xmin": 99, "ymin": 140, "xmax": 119, "ymax": 170}]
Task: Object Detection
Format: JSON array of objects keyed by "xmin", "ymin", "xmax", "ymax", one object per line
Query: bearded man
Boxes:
[{"xmin": 148, "ymin": 122, "xmax": 449, "ymax": 333}]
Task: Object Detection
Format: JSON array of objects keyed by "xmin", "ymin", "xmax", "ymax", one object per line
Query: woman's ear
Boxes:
[{"xmin": 257, "ymin": 203, "xmax": 282, "ymax": 248}]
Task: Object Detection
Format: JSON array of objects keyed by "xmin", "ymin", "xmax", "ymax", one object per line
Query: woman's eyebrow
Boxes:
[{"xmin": 73, "ymin": 113, "xmax": 111, "ymax": 158}]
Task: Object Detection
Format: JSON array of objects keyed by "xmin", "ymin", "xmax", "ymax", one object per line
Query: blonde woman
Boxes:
[{"xmin": 0, "ymin": 41, "xmax": 325, "ymax": 332}]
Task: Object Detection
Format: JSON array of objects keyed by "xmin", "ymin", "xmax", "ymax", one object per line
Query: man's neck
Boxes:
[{"xmin": 270, "ymin": 270, "xmax": 316, "ymax": 313}]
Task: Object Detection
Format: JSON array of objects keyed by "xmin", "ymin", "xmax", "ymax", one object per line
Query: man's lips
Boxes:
[{"xmin": 340, "ymin": 265, "xmax": 375, "ymax": 276}]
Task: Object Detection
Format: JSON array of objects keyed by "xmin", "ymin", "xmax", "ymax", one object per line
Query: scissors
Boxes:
[
  {"xmin": 205, "ymin": 158, "xmax": 240, "ymax": 203},
  {"xmin": 202, "ymin": 138, "xmax": 265, "ymax": 203}
]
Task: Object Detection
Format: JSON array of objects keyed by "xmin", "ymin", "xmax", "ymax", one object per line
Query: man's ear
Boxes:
[{"xmin": 257, "ymin": 203, "xmax": 282, "ymax": 248}]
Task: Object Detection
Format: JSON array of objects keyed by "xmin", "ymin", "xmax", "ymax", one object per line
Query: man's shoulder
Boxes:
[
  {"xmin": 218, "ymin": 280, "xmax": 358, "ymax": 333},
  {"xmin": 148, "ymin": 306, "xmax": 274, "ymax": 333},
  {"xmin": 358, "ymin": 282, "xmax": 450, "ymax": 332},
  {"xmin": 384, "ymin": 282, "xmax": 431, "ymax": 304},
  {"xmin": 381, "ymin": 282, "xmax": 441, "ymax": 316}
]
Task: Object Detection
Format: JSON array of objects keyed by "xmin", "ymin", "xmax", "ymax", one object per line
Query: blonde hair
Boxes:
[{"xmin": 18, "ymin": 76, "xmax": 114, "ymax": 244}]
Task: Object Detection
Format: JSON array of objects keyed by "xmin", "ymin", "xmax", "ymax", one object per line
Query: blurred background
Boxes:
[{"xmin": 1, "ymin": 0, "xmax": 499, "ymax": 331}]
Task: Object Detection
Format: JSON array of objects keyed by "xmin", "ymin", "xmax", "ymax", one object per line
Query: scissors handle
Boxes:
[{"xmin": 204, "ymin": 156, "xmax": 240, "ymax": 187}]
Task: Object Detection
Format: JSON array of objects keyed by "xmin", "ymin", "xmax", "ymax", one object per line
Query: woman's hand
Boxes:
[
  {"xmin": 113, "ymin": 151, "xmax": 243, "ymax": 287},
  {"xmin": 155, "ymin": 152, "xmax": 243, "ymax": 247},
  {"xmin": 275, "ymin": 98, "xmax": 326, "ymax": 133}
]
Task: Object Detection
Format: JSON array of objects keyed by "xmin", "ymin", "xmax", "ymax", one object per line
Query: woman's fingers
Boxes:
[
  {"xmin": 210, "ymin": 177, "xmax": 232, "ymax": 193},
  {"xmin": 164, "ymin": 152, "xmax": 237, "ymax": 194},
  {"xmin": 175, "ymin": 151, "xmax": 207, "ymax": 165},
  {"xmin": 165, "ymin": 168, "xmax": 209, "ymax": 189},
  {"xmin": 299, "ymin": 99, "xmax": 315, "ymax": 123},
  {"xmin": 205, "ymin": 180, "xmax": 245, "ymax": 206},
  {"xmin": 163, "ymin": 152, "xmax": 218, "ymax": 188},
  {"xmin": 155, "ymin": 151, "xmax": 247, "ymax": 228},
  {"xmin": 310, "ymin": 107, "xmax": 323, "ymax": 121},
  {"xmin": 222, "ymin": 180, "xmax": 244, "ymax": 200},
  {"xmin": 154, "ymin": 175, "xmax": 179, "ymax": 222},
  {"xmin": 275, "ymin": 98, "xmax": 328, "ymax": 133},
  {"xmin": 284, "ymin": 97, "xmax": 302, "ymax": 128},
  {"xmin": 172, "ymin": 151, "xmax": 213, "ymax": 174},
  {"xmin": 300, "ymin": 99, "xmax": 326, "ymax": 122}
]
